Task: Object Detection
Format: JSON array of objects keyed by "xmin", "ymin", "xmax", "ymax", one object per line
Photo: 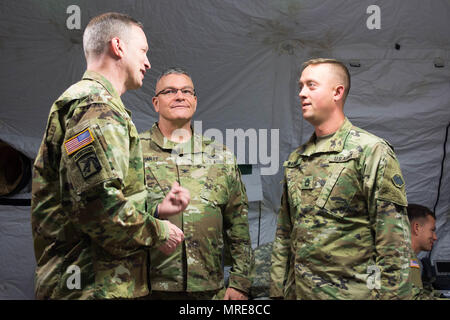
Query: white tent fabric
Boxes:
[{"xmin": 0, "ymin": 0, "xmax": 449, "ymax": 299}]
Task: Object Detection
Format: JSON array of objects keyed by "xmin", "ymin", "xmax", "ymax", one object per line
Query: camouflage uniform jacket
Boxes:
[
  {"xmin": 140, "ymin": 124, "xmax": 252, "ymax": 293},
  {"xmin": 270, "ymin": 118, "xmax": 414, "ymax": 299},
  {"xmin": 31, "ymin": 71, "xmax": 170, "ymax": 299},
  {"xmin": 409, "ymin": 252, "xmax": 423, "ymax": 290},
  {"xmin": 409, "ymin": 252, "xmax": 438, "ymax": 299}
]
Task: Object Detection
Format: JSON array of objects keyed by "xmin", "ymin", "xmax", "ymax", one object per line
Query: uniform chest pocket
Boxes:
[
  {"xmin": 316, "ymin": 159, "xmax": 361, "ymax": 217},
  {"xmin": 199, "ymin": 191, "xmax": 227, "ymax": 211},
  {"xmin": 199, "ymin": 180, "xmax": 229, "ymax": 209},
  {"xmin": 198, "ymin": 164, "xmax": 232, "ymax": 215}
]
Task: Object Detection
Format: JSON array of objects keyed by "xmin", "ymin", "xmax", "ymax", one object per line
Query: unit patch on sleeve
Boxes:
[
  {"xmin": 392, "ymin": 174, "xmax": 405, "ymax": 188},
  {"xmin": 73, "ymin": 146, "xmax": 102, "ymax": 179}
]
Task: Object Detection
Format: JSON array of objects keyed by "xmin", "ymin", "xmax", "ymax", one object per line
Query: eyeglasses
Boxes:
[{"xmin": 155, "ymin": 87, "xmax": 196, "ymax": 97}]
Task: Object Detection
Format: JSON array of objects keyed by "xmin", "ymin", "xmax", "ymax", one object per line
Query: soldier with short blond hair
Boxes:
[{"xmin": 270, "ymin": 58, "xmax": 414, "ymax": 299}]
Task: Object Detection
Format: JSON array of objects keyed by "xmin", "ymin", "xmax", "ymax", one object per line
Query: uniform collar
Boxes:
[
  {"xmin": 301, "ymin": 117, "xmax": 353, "ymax": 156},
  {"xmin": 149, "ymin": 123, "xmax": 211, "ymax": 155},
  {"xmin": 82, "ymin": 71, "xmax": 120, "ymax": 99},
  {"xmin": 82, "ymin": 70, "xmax": 130, "ymax": 116}
]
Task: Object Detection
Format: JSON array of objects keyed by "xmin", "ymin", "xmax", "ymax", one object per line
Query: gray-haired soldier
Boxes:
[{"xmin": 140, "ymin": 67, "xmax": 253, "ymax": 300}]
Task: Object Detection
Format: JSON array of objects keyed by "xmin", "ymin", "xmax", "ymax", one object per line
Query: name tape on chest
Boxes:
[{"xmin": 64, "ymin": 128, "xmax": 94, "ymax": 155}]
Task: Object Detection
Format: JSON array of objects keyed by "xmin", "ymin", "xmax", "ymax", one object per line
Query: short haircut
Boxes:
[
  {"xmin": 156, "ymin": 67, "xmax": 192, "ymax": 83},
  {"xmin": 407, "ymin": 203, "xmax": 436, "ymax": 223},
  {"xmin": 302, "ymin": 58, "xmax": 351, "ymax": 101},
  {"xmin": 83, "ymin": 12, "xmax": 143, "ymax": 60},
  {"xmin": 155, "ymin": 67, "xmax": 194, "ymax": 93}
]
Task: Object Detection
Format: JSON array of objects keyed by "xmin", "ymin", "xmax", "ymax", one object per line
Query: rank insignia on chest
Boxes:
[{"xmin": 301, "ymin": 176, "xmax": 314, "ymax": 190}]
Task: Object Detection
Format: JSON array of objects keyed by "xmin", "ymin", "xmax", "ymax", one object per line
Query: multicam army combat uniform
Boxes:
[
  {"xmin": 409, "ymin": 252, "xmax": 438, "ymax": 299},
  {"xmin": 270, "ymin": 118, "xmax": 414, "ymax": 299},
  {"xmin": 140, "ymin": 124, "xmax": 252, "ymax": 295},
  {"xmin": 31, "ymin": 71, "xmax": 170, "ymax": 299},
  {"xmin": 409, "ymin": 253, "xmax": 423, "ymax": 291}
]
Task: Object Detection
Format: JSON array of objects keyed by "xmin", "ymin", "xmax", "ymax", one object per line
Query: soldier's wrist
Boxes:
[{"xmin": 228, "ymin": 274, "xmax": 251, "ymax": 295}]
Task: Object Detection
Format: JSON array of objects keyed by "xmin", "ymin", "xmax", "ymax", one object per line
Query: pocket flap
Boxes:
[{"xmin": 316, "ymin": 165, "xmax": 345, "ymax": 208}]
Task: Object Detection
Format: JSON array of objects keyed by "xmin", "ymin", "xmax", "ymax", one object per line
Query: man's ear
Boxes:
[
  {"xmin": 333, "ymin": 84, "xmax": 345, "ymax": 102},
  {"xmin": 411, "ymin": 221, "xmax": 420, "ymax": 236},
  {"xmin": 110, "ymin": 37, "xmax": 124, "ymax": 58},
  {"xmin": 152, "ymin": 96, "xmax": 159, "ymax": 113}
]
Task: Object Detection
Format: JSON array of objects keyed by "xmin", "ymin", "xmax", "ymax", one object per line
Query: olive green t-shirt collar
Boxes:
[{"xmin": 301, "ymin": 117, "xmax": 353, "ymax": 156}]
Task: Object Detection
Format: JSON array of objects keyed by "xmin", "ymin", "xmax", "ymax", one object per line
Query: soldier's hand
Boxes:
[
  {"xmin": 223, "ymin": 287, "xmax": 248, "ymax": 300},
  {"xmin": 158, "ymin": 221, "xmax": 184, "ymax": 255},
  {"xmin": 157, "ymin": 182, "xmax": 190, "ymax": 219}
]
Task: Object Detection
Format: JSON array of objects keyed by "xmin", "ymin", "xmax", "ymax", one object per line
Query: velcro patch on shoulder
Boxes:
[
  {"xmin": 378, "ymin": 154, "xmax": 407, "ymax": 206},
  {"xmin": 73, "ymin": 146, "xmax": 102, "ymax": 179},
  {"xmin": 64, "ymin": 128, "xmax": 94, "ymax": 155},
  {"xmin": 392, "ymin": 174, "xmax": 405, "ymax": 188}
]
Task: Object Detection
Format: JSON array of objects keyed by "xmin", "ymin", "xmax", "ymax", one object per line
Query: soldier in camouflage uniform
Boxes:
[
  {"xmin": 140, "ymin": 68, "xmax": 253, "ymax": 300},
  {"xmin": 407, "ymin": 204, "xmax": 439, "ymax": 299},
  {"xmin": 31, "ymin": 13, "xmax": 189, "ymax": 299},
  {"xmin": 270, "ymin": 58, "xmax": 415, "ymax": 299}
]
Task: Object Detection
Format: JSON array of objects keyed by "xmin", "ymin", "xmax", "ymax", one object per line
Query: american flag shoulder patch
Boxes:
[
  {"xmin": 64, "ymin": 128, "xmax": 94, "ymax": 155},
  {"xmin": 410, "ymin": 259, "xmax": 420, "ymax": 269}
]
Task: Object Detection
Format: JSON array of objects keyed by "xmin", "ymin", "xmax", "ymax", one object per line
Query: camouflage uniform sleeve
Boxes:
[
  {"xmin": 408, "ymin": 250, "xmax": 440, "ymax": 300},
  {"xmin": 223, "ymin": 162, "xmax": 253, "ymax": 294},
  {"xmin": 419, "ymin": 284, "xmax": 443, "ymax": 300},
  {"xmin": 269, "ymin": 177, "xmax": 292, "ymax": 298},
  {"xmin": 63, "ymin": 104, "xmax": 169, "ymax": 258},
  {"xmin": 364, "ymin": 142, "xmax": 413, "ymax": 299},
  {"xmin": 410, "ymin": 275, "xmax": 439, "ymax": 300}
]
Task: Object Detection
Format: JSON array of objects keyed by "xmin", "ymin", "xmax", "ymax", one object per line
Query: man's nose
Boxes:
[
  {"xmin": 299, "ymin": 87, "xmax": 307, "ymax": 99},
  {"xmin": 145, "ymin": 56, "xmax": 151, "ymax": 70},
  {"xmin": 175, "ymin": 89, "xmax": 185, "ymax": 100}
]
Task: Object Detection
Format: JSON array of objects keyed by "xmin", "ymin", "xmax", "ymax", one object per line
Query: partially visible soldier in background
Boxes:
[
  {"xmin": 31, "ymin": 12, "xmax": 189, "ymax": 299},
  {"xmin": 407, "ymin": 203, "xmax": 439, "ymax": 299},
  {"xmin": 270, "ymin": 58, "xmax": 414, "ymax": 299},
  {"xmin": 140, "ymin": 67, "xmax": 253, "ymax": 300}
]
